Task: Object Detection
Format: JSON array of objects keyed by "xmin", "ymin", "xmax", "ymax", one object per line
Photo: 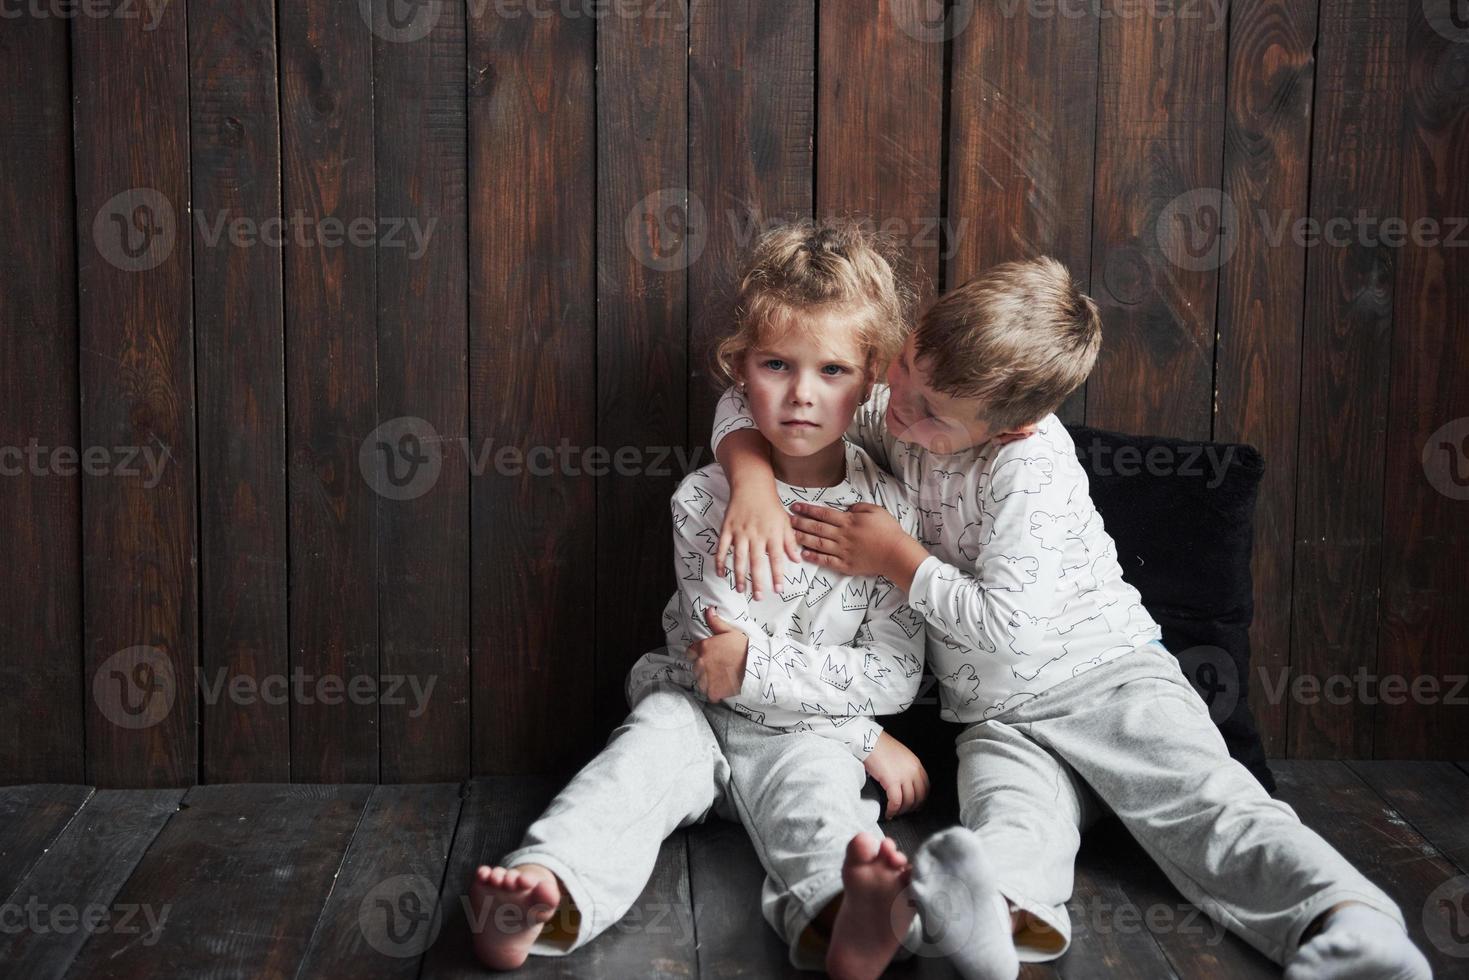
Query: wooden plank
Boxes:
[
  {"xmin": 1077, "ymin": 820, "xmax": 1271, "ymax": 979},
  {"xmin": 1210, "ymin": 0, "xmax": 1320, "ymax": 757},
  {"xmin": 596, "ymin": 6, "xmax": 691, "ymax": 735},
  {"xmin": 688, "ymin": 817, "xmax": 805, "ymax": 979},
  {"xmin": 467, "ymin": 4, "xmax": 596, "ymax": 773},
  {"xmin": 279, "ymin": 0, "xmax": 380, "ymax": 781},
  {"xmin": 1271, "ymin": 760, "xmax": 1462, "ymax": 975},
  {"xmin": 296, "ymin": 783, "xmax": 462, "ymax": 977},
  {"xmin": 65, "ymin": 784, "xmax": 372, "ymax": 978},
  {"xmin": 817, "ymin": 0, "xmax": 945, "ymax": 299},
  {"xmin": 370, "ymin": 0, "xmax": 470, "ymax": 783},
  {"xmin": 0, "ymin": 789, "xmax": 182, "ymax": 979},
  {"xmin": 1349, "ymin": 761, "xmax": 1469, "ymax": 874},
  {"xmin": 1374, "ymin": 0, "xmax": 1469, "ymax": 760},
  {"xmin": 72, "ymin": 0, "xmax": 197, "ymax": 788},
  {"xmin": 1085, "ymin": 0, "xmax": 1228, "ymax": 439},
  {"xmin": 1288, "ymin": 0, "xmax": 1406, "ymax": 758},
  {"xmin": 188, "ymin": 0, "xmax": 289, "ymax": 783},
  {"xmin": 421, "ymin": 776, "xmax": 699, "ymax": 978},
  {"xmin": 0, "ymin": 786, "xmax": 93, "ymax": 901},
  {"xmin": 688, "ymin": 0, "xmax": 815, "ymax": 442},
  {"xmin": 946, "ymin": 1, "xmax": 1099, "ymax": 424},
  {"xmin": 0, "ymin": 13, "xmax": 83, "ymax": 783}
]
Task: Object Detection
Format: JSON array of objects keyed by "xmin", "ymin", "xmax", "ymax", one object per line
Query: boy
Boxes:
[{"xmin": 711, "ymin": 257, "xmax": 1431, "ymax": 980}]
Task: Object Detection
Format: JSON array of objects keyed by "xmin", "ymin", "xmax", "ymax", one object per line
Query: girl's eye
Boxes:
[
  {"xmin": 821, "ymin": 364, "xmax": 847, "ymax": 376},
  {"xmin": 762, "ymin": 359, "xmax": 786, "ymax": 371}
]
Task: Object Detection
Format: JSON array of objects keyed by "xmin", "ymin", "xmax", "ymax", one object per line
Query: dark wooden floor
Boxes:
[{"xmin": 2, "ymin": 761, "xmax": 1466, "ymax": 979}]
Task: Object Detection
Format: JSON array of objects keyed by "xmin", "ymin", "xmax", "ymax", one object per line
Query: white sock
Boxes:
[
  {"xmin": 1284, "ymin": 904, "xmax": 1431, "ymax": 980},
  {"xmin": 909, "ymin": 828, "xmax": 1020, "ymax": 980}
]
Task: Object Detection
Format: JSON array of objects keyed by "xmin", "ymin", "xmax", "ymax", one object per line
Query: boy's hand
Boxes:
[
  {"xmin": 862, "ymin": 731, "xmax": 930, "ymax": 818},
  {"xmin": 688, "ymin": 607, "xmax": 750, "ymax": 702},
  {"xmin": 716, "ymin": 489, "xmax": 802, "ymax": 601},
  {"xmin": 790, "ymin": 503, "xmax": 931, "ymax": 592}
]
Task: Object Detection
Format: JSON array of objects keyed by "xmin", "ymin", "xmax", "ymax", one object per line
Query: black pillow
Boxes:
[{"xmin": 1066, "ymin": 424, "xmax": 1275, "ymax": 792}]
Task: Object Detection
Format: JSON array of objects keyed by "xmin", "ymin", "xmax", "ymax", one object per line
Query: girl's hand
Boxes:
[
  {"xmin": 716, "ymin": 489, "xmax": 802, "ymax": 601},
  {"xmin": 688, "ymin": 608, "xmax": 750, "ymax": 702},
  {"xmin": 862, "ymin": 731, "xmax": 930, "ymax": 819}
]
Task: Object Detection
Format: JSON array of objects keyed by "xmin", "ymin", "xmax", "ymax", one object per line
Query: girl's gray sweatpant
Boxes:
[
  {"xmin": 953, "ymin": 641, "xmax": 1403, "ymax": 965},
  {"xmin": 499, "ymin": 684, "xmax": 917, "ymax": 969}
]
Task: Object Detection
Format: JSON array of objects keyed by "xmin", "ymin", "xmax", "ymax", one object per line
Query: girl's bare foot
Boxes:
[
  {"xmin": 467, "ymin": 863, "xmax": 562, "ymax": 970},
  {"xmin": 826, "ymin": 833, "xmax": 913, "ymax": 980}
]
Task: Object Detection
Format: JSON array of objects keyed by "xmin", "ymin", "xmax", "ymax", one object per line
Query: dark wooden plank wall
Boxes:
[{"xmin": 0, "ymin": 0, "xmax": 1465, "ymax": 786}]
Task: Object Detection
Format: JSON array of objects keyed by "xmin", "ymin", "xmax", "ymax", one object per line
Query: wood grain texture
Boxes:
[
  {"xmin": 1373, "ymin": 0, "xmax": 1469, "ymax": 760},
  {"xmin": 1288, "ymin": 0, "xmax": 1406, "ymax": 759},
  {"xmin": 188, "ymin": 0, "xmax": 289, "ymax": 783},
  {"xmin": 0, "ymin": 788, "xmax": 181, "ymax": 979},
  {"xmin": 1349, "ymin": 761, "xmax": 1469, "ymax": 873},
  {"xmin": 946, "ymin": 1, "xmax": 1100, "ymax": 424},
  {"xmin": 295, "ymin": 782, "xmax": 462, "ymax": 977},
  {"xmin": 279, "ymin": 0, "xmax": 380, "ymax": 782},
  {"xmin": 0, "ymin": 786, "xmax": 93, "ymax": 901},
  {"xmin": 64, "ymin": 783, "xmax": 371, "ymax": 979},
  {"xmin": 688, "ymin": 0, "xmax": 815, "ymax": 442},
  {"xmin": 0, "ymin": 13, "xmax": 82, "ymax": 783},
  {"xmin": 72, "ymin": 0, "xmax": 199, "ymax": 787},
  {"xmin": 1085, "ymin": 0, "xmax": 1228, "ymax": 439},
  {"xmin": 818, "ymin": 0, "xmax": 945, "ymax": 300},
  {"xmin": 1211, "ymin": 0, "xmax": 1320, "ymax": 757},
  {"xmin": 596, "ymin": 5, "xmax": 691, "ymax": 735},
  {"xmin": 372, "ymin": 0, "xmax": 471, "ymax": 783},
  {"xmin": 468, "ymin": 5, "xmax": 597, "ymax": 774}
]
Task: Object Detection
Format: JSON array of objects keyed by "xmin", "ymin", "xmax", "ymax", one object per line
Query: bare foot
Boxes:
[
  {"xmin": 467, "ymin": 863, "xmax": 563, "ymax": 970},
  {"xmin": 826, "ymin": 833, "xmax": 913, "ymax": 980}
]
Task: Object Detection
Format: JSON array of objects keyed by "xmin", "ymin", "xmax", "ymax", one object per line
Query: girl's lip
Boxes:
[{"xmin": 782, "ymin": 420, "xmax": 818, "ymax": 427}]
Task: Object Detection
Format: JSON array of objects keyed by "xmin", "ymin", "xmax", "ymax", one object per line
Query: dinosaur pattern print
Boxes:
[
  {"xmin": 625, "ymin": 439, "xmax": 927, "ymax": 759},
  {"xmin": 709, "ymin": 384, "xmax": 1163, "ymax": 724}
]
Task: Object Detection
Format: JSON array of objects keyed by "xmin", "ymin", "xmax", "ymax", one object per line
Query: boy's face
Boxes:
[
  {"xmin": 884, "ymin": 335, "xmax": 1035, "ymax": 453},
  {"xmin": 739, "ymin": 309, "xmax": 872, "ymax": 460}
]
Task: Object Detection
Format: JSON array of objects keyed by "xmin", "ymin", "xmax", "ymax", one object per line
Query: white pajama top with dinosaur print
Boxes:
[{"xmin": 708, "ymin": 384, "xmax": 1164, "ymax": 725}]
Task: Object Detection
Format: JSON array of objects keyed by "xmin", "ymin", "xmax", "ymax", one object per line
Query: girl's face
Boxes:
[{"xmin": 738, "ymin": 308, "xmax": 872, "ymax": 461}]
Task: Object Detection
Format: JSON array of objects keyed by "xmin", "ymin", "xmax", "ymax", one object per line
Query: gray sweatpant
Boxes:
[
  {"xmin": 954, "ymin": 641, "xmax": 1402, "ymax": 965},
  {"xmin": 501, "ymin": 683, "xmax": 911, "ymax": 969}
]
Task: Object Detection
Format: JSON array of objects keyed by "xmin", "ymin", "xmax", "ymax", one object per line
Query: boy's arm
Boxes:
[
  {"xmin": 905, "ymin": 451, "xmax": 1077, "ymax": 655},
  {"xmin": 710, "ymin": 389, "xmax": 798, "ymax": 600}
]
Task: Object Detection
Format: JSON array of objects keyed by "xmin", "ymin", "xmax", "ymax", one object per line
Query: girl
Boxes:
[{"xmin": 471, "ymin": 218, "xmax": 930, "ymax": 980}]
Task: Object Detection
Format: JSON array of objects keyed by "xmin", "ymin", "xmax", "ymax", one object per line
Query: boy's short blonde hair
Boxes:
[
  {"xmin": 713, "ymin": 217, "xmax": 914, "ymax": 388},
  {"xmin": 915, "ymin": 257, "xmax": 1102, "ymax": 430}
]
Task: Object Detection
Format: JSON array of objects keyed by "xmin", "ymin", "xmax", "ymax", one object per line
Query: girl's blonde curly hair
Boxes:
[{"xmin": 711, "ymin": 217, "xmax": 915, "ymax": 389}]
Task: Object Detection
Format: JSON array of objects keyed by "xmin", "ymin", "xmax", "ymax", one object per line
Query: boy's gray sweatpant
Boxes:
[
  {"xmin": 500, "ymin": 683, "xmax": 916, "ymax": 969},
  {"xmin": 955, "ymin": 641, "xmax": 1403, "ymax": 965}
]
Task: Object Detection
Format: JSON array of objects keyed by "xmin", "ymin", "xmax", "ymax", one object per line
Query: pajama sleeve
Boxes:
[
  {"xmin": 669, "ymin": 479, "xmax": 886, "ymax": 759},
  {"xmin": 906, "ymin": 442, "xmax": 1081, "ymax": 657}
]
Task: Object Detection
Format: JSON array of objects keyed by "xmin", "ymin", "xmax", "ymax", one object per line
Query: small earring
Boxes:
[{"xmin": 737, "ymin": 383, "xmax": 748, "ymax": 395}]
